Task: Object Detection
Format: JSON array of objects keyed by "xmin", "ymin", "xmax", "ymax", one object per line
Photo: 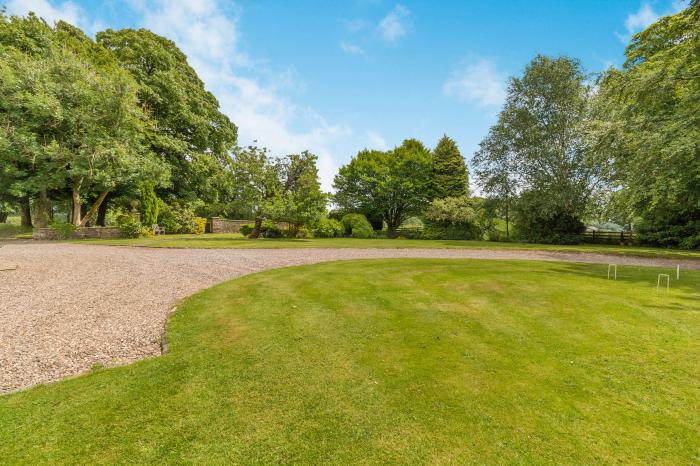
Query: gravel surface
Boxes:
[{"xmin": 1, "ymin": 242, "xmax": 698, "ymax": 394}]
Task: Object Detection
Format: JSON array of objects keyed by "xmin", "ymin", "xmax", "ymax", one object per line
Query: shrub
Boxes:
[
  {"xmin": 192, "ymin": 217, "xmax": 207, "ymax": 235},
  {"xmin": 313, "ymin": 217, "xmax": 344, "ymax": 238},
  {"xmin": 262, "ymin": 221, "xmax": 283, "ymax": 238},
  {"xmin": 422, "ymin": 196, "xmax": 483, "ymax": 240},
  {"xmin": 140, "ymin": 182, "xmax": 160, "ymax": 226},
  {"xmin": 139, "ymin": 226, "xmax": 155, "ymax": 238},
  {"xmin": 117, "ymin": 216, "xmax": 142, "ymax": 238},
  {"xmin": 239, "ymin": 221, "xmax": 284, "ymax": 238},
  {"xmin": 239, "ymin": 223, "xmax": 254, "ymax": 236},
  {"xmin": 157, "ymin": 203, "xmax": 200, "ymax": 234},
  {"xmin": 49, "ymin": 220, "xmax": 77, "ymax": 239},
  {"xmin": 295, "ymin": 226, "xmax": 313, "ymax": 238},
  {"xmin": 341, "ymin": 213, "xmax": 374, "ymax": 238}
]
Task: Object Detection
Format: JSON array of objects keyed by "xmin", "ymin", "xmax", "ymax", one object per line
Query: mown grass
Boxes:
[
  {"xmin": 72, "ymin": 233, "xmax": 700, "ymax": 260},
  {"xmin": 1, "ymin": 259, "xmax": 699, "ymax": 464}
]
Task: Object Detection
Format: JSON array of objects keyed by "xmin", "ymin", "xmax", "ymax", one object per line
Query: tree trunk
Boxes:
[
  {"xmin": 250, "ymin": 216, "xmax": 263, "ymax": 239},
  {"xmin": 20, "ymin": 196, "xmax": 32, "ymax": 227},
  {"xmin": 80, "ymin": 190, "xmax": 110, "ymax": 227},
  {"xmin": 96, "ymin": 195, "xmax": 109, "ymax": 226},
  {"xmin": 0, "ymin": 212, "xmax": 7, "ymax": 223},
  {"xmin": 505, "ymin": 205, "xmax": 510, "ymax": 241},
  {"xmin": 71, "ymin": 188, "xmax": 81, "ymax": 227},
  {"xmin": 35, "ymin": 190, "xmax": 50, "ymax": 228}
]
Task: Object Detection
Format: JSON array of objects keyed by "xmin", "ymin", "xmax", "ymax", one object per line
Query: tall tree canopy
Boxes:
[
  {"xmin": 0, "ymin": 14, "xmax": 161, "ymax": 226},
  {"xmin": 96, "ymin": 28, "xmax": 238, "ymax": 207},
  {"xmin": 333, "ymin": 139, "xmax": 433, "ymax": 236},
  {"xmin": 473, "ymin": 55, "xmax": 606, "ymax": 243},
  {"xmin": 591, "ymin": 2, "xmax": 700, "ymax": 247},
  {"xmin": 431, "ymin": 135, "xmax": 469, "ymax": 199}
]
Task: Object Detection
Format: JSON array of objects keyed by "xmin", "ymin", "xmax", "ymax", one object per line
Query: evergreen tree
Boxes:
[{"xmin": 431, "ymin": 135, "xmax": 469, "ymax": 199}]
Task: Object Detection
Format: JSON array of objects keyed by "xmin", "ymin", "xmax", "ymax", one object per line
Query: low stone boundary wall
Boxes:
[
  {"xmin": 206, "ymin": 218, "xmax": 252, "ymax": 234},
  {"xmin": 33, "ymin": 227, "xmax": 124, "ymax": 240}
]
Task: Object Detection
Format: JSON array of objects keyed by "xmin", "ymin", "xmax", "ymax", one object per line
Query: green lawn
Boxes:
[
  {"xmin": 2, "ymin": 259, "xmax": 698, "ymax": 464},
  {"xmin": 72, "ymin": 232, "xmax": 700, "ymax": 260}
]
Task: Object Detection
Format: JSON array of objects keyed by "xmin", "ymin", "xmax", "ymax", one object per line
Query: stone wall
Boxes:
[
  {"xmin": 33, "ymin": 227, "xmax": 124, "ymax": 240},
  {"xmin": 206, "ymin": 217, "xmax": 252, "ymax": 234}
]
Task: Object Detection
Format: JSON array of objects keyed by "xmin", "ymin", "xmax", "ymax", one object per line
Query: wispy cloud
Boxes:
[
  {"xmin": 617, "ymin": 3, "xmax": 659, "ymax": 42},
  {"xmin": 5, "ymin": 0, "xmax": 103, "ymax": 34},
  {"xmin": 340, "ymin": 41, "xmax": 364, "ymax": 55},
  {"xmin": 366, "ymin": 131, "xmax": 388, "ymax": 150},
  {"xmin": 377, "ymin": 4, "xmax": 411, "ymax": 44},
  {"xmin": 443, "ymin": 58, "xmax": 506, "ymax": 108}
]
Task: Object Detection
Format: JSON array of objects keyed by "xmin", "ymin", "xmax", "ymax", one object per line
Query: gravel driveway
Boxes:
[{"xmin": 1, "ymin": 242, "xmax": 698, "ymax": 394}]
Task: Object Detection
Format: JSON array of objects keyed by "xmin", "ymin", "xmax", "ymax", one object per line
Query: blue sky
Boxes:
[{"xmin": 5, "ymin": 0, "xmax": 687, "ymax": 189}]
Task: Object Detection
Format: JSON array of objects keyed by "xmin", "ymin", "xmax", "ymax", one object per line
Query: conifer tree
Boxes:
[{"xmin": 431, "ymin": 135, "xmax": 469, "ymax": 199}]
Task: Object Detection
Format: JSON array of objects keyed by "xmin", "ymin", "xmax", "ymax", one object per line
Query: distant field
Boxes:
[
  {"xmin": 2, "ymin": 259, "xmax": 698, "ymax": 464},
  {"xmin": 71, "ymin": 233, "xmax": 700, "ymax": 260},
  {"xmin": 0, "ymin": 216, "xmax": 31, "ymax": 239}
]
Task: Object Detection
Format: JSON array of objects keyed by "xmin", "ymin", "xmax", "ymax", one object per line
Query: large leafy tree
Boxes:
[
  {"xmin": 431, "ymin": 135, "xmax": 469, "ymax": 199},
  {"xmin": 333, "ymin": 139, "xmax": 433, "ymax": 237},
  {"xmin": 96, "ymin": 29, "xmax": 237, "ymax": 210},
  {"xmin": 0, "ymin": 14, "xmax": 159, "ymax": 227},
  {"xmin": 591, "ymin": 2, "xmax": 700, "ymax": 247},
  {"xmin": 473, "ymin": 55, "xmax": 606, "ymax": 243}
]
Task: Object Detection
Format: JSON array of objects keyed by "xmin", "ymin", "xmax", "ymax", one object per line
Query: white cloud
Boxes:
[
  {"xmin": 623, "ymin": 3, "xmax": 659, "ymax": 37},
  {"xmin": 340, "ymin": 41, "xmax": 364, "ymax": 55},
  {"xmin": 4, "ymin": 0, "xmax": 99, "ymax": 32},
  {"xmin": 377, "ymin": 4, "xmax": 411, "ymax": 43},
  {"xmin": 125, "ymin": 0, "xmax": 349, "ymax": 191},
  {"xmin": 366, "ymin": 131, "xmax": 388, "ymax": 150},
  {"xmin": 443, "ymin": 58, "xmax": 506, "ymax": 108}
]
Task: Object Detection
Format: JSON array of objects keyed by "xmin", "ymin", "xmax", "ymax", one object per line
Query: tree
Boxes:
[
  {"xmin": 333, "ymin": 139, "xmax": 433, "ymax": 237},
  {"xmin": 473, "ymin": 55, "xmax": 606, "ymax": 243},
  {"xmin": 591, "ymin": 2, "xmax": 700, "ymax": 247},
  {"xmin": 267, "ymin": 151, "xmax": 327, "ymax": 232},
  {"xmin": 431, "ymin": 135, "xmax": 469, "ymax": 199},
  {"xmin": 0, "ymin": 15, "xmax": 162, "ymax": 227},
  {"xmin": 472, "ymin": 124, "xmax": 518, "ymax": 239},
  {"xmin": 96, "ymin": 28, "xmax": 238, "ymax": 208}
]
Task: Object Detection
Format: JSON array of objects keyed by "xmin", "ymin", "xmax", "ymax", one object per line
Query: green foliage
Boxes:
[
  {"xmin": 590, "ymin": 3, "xmax": 700, "ymax": 248},
  {"xmin": 140, "ymin": 182, "xmax": 159, "ymax": 226},
  {"xmin": 239, "ymin": 221, "xmax": 283, "ymax": 238},
  {"xmin": 514, "ymin": 191, "xmax": 585, "ymax": 244},
  {"xmin": 48, "ymin": 220, "xmax": 77, "ymax": 239},
  {"xmin": 313, "ymin": 217, "xmax": 344, "ymax": 238},
  {"xmin": 96, "ymin": 28, "xmax": 237, "ymax": 206},
  {"xmin": 341, "ymin": 214, "xmax": 374, "ymax": 238},
  {"xmin": 334, "ymin": 139, "xmax": 433, "ymax": 236},
  {"xmin": 431, "ymin": 135, "xmax": 469, "ymax": 199},
  {"xmin": 422, "ymin": 196, "xmax": 483, "ymax": 240},
  {"xmin": 156, "ymin": 203, "xmax": 200, "ymax": 234},
  {"xmin": 473, "ymin": 55, "xmax": 604, "ymax": 243},
  {"xmin": 117, "ymin": 216, "xmax": 142, "ymax": 239},
  {"xmin": 192, "ymin": 217, "xmax": 207, "ymax": 235}
]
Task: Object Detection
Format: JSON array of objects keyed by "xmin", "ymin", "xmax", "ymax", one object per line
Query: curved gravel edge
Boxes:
[{"xmin": 1, "ymin": 242, "xmax": 698, "ymax": 394}]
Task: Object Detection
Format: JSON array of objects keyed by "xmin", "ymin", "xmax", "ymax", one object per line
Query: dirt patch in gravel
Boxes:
[{"xmin": 1, "ymin": 242, "xmax": 698, "ymax": 394}]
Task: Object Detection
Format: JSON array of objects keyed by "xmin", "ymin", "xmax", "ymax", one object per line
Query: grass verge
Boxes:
[{"xmin": 71, "ymin": 233, "xmax": 700, "ymax": 261}]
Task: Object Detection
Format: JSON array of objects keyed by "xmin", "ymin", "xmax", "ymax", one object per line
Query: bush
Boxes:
[
  {"xmin": 313, "ymin": 217, "xmax": 344, "ymax": 238},
  {"xmin": 117, "ymin": 216, "xmax": 142, "ymax": 238},
  {"xmin": 341, "ymin": 213, "xmax": 374, "ymax": 238},
  {"xmin": 49, "ymin": 220, "xmax": 77, "ymax": 239},
  {"xmin": 157, "ymin": 203, "xmax": 201, "ymax": 234},
  {"xmin": 139, "ymin": 226, "xmax": 155, "ymax": 238},
  {"xmin": 295, "ymin": 227, "xmax": 313, "ymax": 238},
  {"xmin": 239, "ymin": 223, "xmax": 254, "ymax": 236},
  {"xmin": 192, "ymin": 217, "xmax": 207, "ymax": 235},
  {"xmin": 421, "ymin": 196, "xmax": 483, "ymax": 240},
  {"xmin": 239, "ymin": 221, "xmax": 284, "ymax": 238}
]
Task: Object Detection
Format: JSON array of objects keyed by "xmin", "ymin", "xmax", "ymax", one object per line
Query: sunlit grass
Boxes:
[{"xmin": 1, "ymin": 259, "xmax": 698, "ymax": 464}]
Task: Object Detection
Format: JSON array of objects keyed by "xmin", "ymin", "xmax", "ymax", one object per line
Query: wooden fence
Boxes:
[{"xmin": 581, "ymin": 230, "xmax": 634, "ymax": 245}]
